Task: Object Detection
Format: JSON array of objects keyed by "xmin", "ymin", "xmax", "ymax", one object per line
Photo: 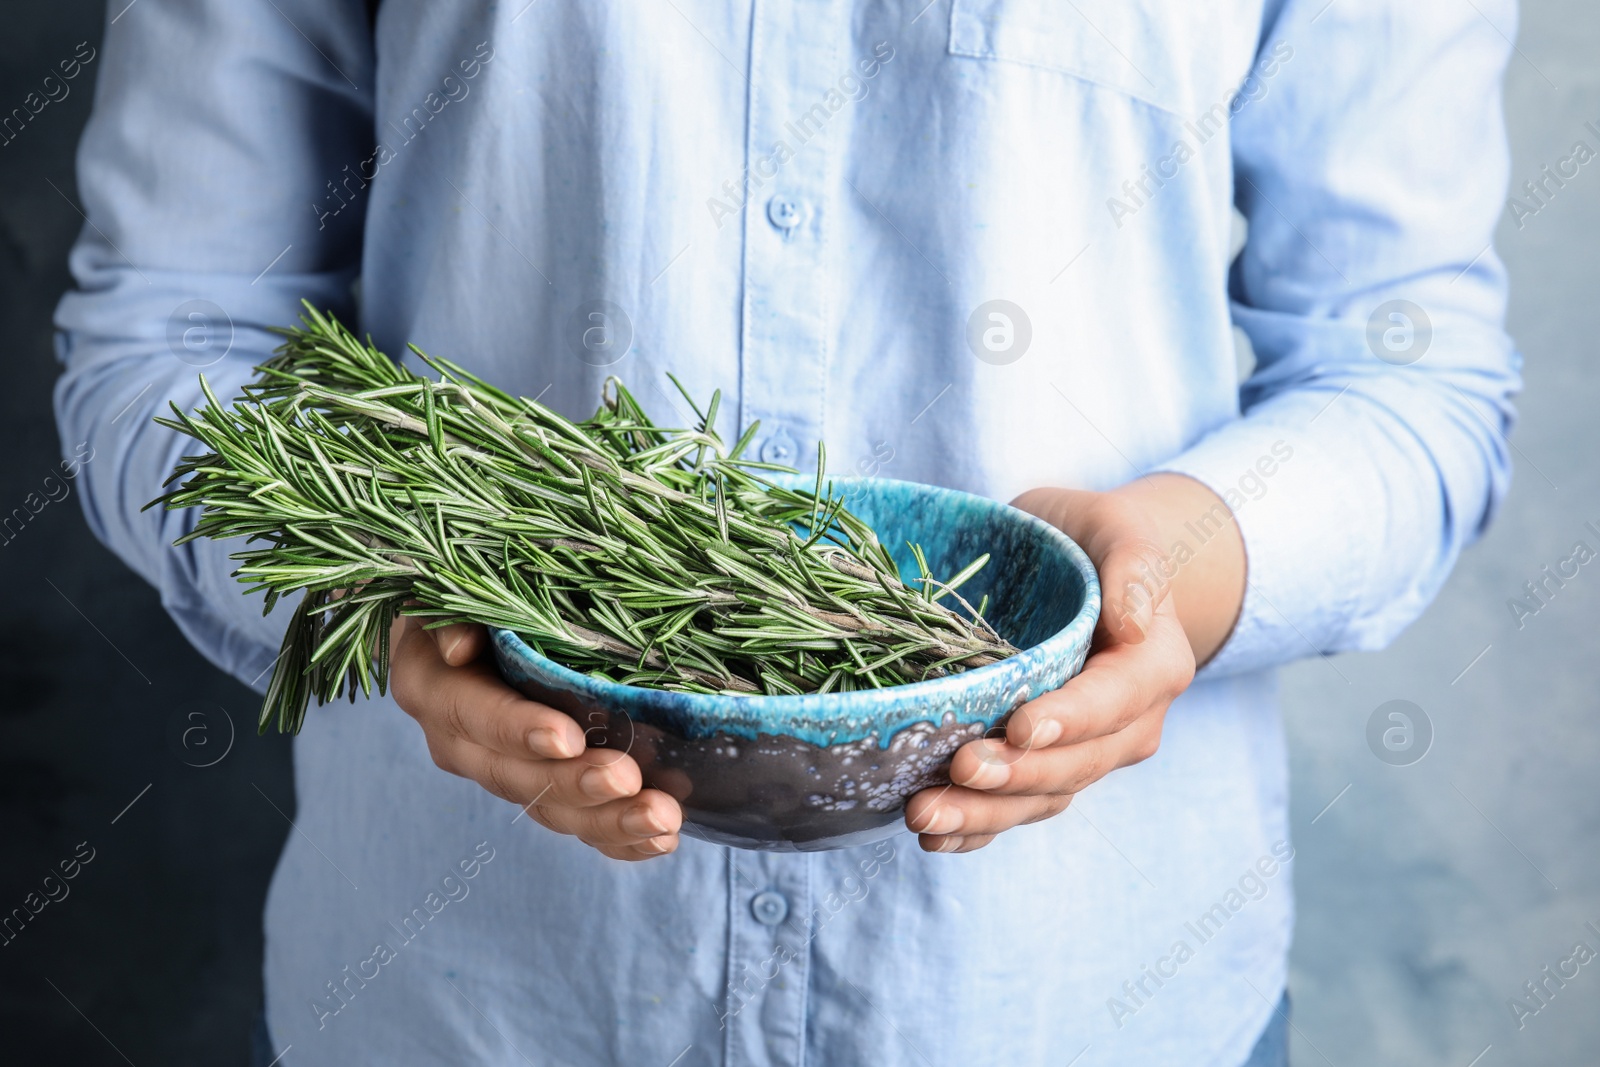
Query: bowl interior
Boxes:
[
  {"xmin": 490, "ymin": 475, "xmax": 1099, "ymax": 850},
  {"xmin": 779, "ymin": 474, "xmax": 1090, "ymax": 651},
  {"xmin": 494, "ymin": 474, "xmax": 1098, "ymax": 747}
]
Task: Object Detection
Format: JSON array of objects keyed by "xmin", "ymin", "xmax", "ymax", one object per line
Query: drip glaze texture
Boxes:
[{"xmin": 492, "ymin": 475, "xmax": 1100, "ymax": 851}]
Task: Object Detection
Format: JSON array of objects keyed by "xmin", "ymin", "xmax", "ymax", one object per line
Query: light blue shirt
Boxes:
[{"xmin": 54, "ymin": 0, "xmax": 1520, "ymax": 1063}]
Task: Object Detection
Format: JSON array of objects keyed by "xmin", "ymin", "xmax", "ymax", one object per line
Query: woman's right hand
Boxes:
[{"xmin": 388, "ymin": 614, "xmax": 683, "ymax": 861}]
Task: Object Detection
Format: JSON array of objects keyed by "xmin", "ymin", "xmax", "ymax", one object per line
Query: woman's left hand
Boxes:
[{"xmin": 903, "ymin": 475, "xmax": 1245, "ymax": 853}]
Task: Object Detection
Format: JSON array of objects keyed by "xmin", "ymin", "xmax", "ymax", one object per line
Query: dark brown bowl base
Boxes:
[{"xmin": 525, "ymin": 676, "xmax": 991, "ymax": 851}]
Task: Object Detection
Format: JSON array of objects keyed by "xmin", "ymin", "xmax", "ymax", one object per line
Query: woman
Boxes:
[{"xmin": 54, "ymin": 0, "xmax": 1519, "ymax": 1063}]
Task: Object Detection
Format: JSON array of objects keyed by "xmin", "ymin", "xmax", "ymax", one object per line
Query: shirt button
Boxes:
[
  {"xmin": 766, "ymin": 195, "xmax": 805, "ymax": 231},
  {"xmin": 750, "ymin": 890, "xmax": 789, "ymax": 926},
  {"xmin": 759, "ymin": 430, "xmax": 797, "ymax": 465}
]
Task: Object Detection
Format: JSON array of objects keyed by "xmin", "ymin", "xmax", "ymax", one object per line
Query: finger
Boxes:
[
  {"xmin": 1005, "ymin": 607, "xmax": 1191, "ymax": 750},
  {"xmin": 391, "ymin": 615, "xmax": 585, "ymax": 760},
  {"xmin": 919, "ymin": 833, "xmax": 996, "ymax": 854},
  {"xmin": 905, "ymin": 784, "xmax": 1071, "ymax": 839},
  {"xmin": 1009, "ymin": 488, "xmax": 1170, "ymax": 644},
  {"xmin": 525, "ymin": 788, "xmax": 683, "ymax": 848},
  {"xmin": 593, "ymin": 834, "xmax": 682, "ymax": 862},
  {"xmin": 448, "ymin": 741, "xmax": 644, "ymax": 810},
  {"xmin": 1089, "ymin": 534, "xmax": 1173, "ymax": 644},
  {"xmin": 950, "ymin": 719, "xmax": 1162, "ymax": 796}
]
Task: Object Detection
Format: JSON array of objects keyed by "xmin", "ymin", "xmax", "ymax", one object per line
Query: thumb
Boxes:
[
  {"xmin": 1094, "ymin": 537, "xmax": 1173, "ymax": 645},
  {"xmin": 429, "ymin": 620, "xmax": 487, "ymax": 667},
  {"xmin": 1012, "ymin": 488, "xmax": 1170, "ymax": 645}
]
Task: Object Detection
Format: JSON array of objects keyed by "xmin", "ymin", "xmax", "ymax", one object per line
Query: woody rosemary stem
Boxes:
[{"xmin": 149, "ymin": 302, "xmax": 1017, "ymax": 734}]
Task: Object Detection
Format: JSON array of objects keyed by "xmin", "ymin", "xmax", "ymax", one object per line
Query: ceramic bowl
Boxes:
[{"xmin": 490, "ymin": 475, "xmax": 1100, "ymax": 852}]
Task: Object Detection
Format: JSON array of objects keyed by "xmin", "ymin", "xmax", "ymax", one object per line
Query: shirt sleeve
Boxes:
[
  {"xmin": 53, "ymin": 0, "xmax": 374, "ymax": 690},
  {"xmin": 1150, "ymin": 0, "xmax": 1523, "ymax": 678}
]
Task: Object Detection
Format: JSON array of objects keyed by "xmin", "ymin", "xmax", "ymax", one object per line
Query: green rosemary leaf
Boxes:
[{"xmin": 155, "ymin": 302, "xmax": 1018, "ymax": 731}]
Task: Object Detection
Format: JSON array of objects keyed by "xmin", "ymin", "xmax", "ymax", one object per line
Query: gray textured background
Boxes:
[
  {"xmin": 0, "ymin": 4, "xmax": 295, "ymax": 1064},
  {"xmin": 1282, "ymin": 2, "xmax": 1600, "ymax": 1063},
  {"xmin": 0, "ymin": 2, "xmax": 1594, "ymax": 1064}
]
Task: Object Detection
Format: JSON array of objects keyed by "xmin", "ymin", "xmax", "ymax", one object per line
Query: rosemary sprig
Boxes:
[{"xmin": 150, "ymin": 303, "xmax": 1016, "ymax": 734}]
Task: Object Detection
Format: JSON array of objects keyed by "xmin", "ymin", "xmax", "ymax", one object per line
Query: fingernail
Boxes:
[
  {"xmin": 931, "ymin": 835, "xmax": 965, "ymax": 854},
  {"xmin": 580, "ymin": 765, "xmax": 627, "ymax": 800},
  {"xmin": 527, "ymin": 727, "xmax": 574, "ymax": 759},
  {"xmin": 1121, "ymin": 587, "xmax": 1152, "ymax": 636},
  {"xmin": 957, "ymin": 756, "xmax": 1010, "ymax": 789},
  {"xmin": 1028, "ymin": 719, "xmax": 1062, "ymax": 748},
  {"xmin": 917, "ymin": 806, "xmax": 964, "ymax": 836},
  {"xmin": 639, "ymin": 833, "xmax": 676, "ymax": 855},
  {"xmin": 621, "ymin": 804, "xmax": 667, "ymax": 837}
]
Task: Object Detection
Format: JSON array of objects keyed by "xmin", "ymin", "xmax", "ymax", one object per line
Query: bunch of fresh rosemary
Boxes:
[{"xmin": 151, "ymin": 304, "xmax": 1016, "ymax": 733}]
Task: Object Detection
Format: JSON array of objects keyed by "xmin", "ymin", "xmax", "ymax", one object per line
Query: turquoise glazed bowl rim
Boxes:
[{"xmin": 491, "ymin": 475, "xmax": 1101, "ymax": 749}]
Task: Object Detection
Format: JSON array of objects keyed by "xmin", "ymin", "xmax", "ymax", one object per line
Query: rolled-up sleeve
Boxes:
[
  {"xmin": 1151, "ymin": 0, "xmax": 1522, "ymax": 677},
  {"xmin": 53, "ymin": 0, "xmax": 373, "ymax": 689}
]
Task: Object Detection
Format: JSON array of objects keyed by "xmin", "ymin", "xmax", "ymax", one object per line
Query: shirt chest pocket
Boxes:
[{"xmin": 947, "ymin": 0, "xmax": 1247, "ymax": 119}]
